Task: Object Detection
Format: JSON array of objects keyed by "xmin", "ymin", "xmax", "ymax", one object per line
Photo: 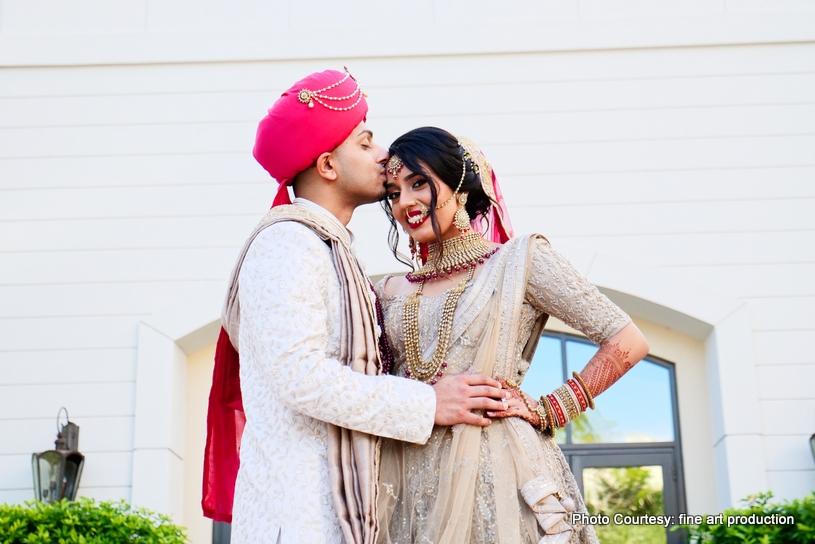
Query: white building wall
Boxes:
[{"xmin": 1, "ymin": 0, "xmax": 813, "ymax": 519}]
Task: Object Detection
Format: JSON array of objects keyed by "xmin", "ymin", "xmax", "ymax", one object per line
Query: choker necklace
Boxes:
[
  {"xmin": 406, "ymin": 232, "xmax": 499, "ymax": 283},
  {"xmin": 403, "ymin": 266, "xmax": 475, "ymax": 384}
]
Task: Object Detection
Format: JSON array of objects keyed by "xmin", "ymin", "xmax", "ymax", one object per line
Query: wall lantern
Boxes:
[
  {"xmin": 32, "ymin": 408, "xmax": 85, "ymax": 503},
  {"xmin": 811, "ymin": 433, "xmax": 815, "ymax": 464}
]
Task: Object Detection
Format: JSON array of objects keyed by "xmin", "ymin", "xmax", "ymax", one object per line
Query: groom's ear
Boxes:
[{"xmin": 314, "ymin": 151, "xmax": 338, "ymax": 182}]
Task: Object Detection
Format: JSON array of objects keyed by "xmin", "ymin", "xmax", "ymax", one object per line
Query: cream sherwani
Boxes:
[{"xmin": 230, "ymin": 199, "xmax": 436, "ymax": 544}]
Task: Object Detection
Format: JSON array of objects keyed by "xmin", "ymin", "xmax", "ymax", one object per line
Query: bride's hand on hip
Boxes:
[{"xmin": 487, "ymin": 385, "xmax": 541, "ymax": 428}]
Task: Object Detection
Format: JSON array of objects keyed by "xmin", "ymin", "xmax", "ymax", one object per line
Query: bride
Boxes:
[{"xmin": 376, "ymin": 127, "xmax": 650, "ymax": 543}]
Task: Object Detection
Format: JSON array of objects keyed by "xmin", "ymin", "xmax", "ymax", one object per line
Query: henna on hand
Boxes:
[
  {"xmin": 579, "ymin": 341, "xmax": 631, "ymax": 398},
  {"xmin": 489, "ymin": 380, "xmax": 541, "ymax": 427}
]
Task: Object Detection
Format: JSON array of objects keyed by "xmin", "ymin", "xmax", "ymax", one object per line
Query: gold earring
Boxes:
[
  {"xmin": 453, "ymin": 193, "xmax": 470, "ymax": 233},
  {"xmin": 409, "ymin": 236, "xmax": 418, "ymax": 262}
]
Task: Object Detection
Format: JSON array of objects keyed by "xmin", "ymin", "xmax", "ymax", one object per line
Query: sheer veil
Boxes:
[{"xmin": 458, "ymin": 136, "xmax": 513, "ymax": 244}]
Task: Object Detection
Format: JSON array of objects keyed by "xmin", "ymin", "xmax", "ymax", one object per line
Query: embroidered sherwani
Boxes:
[
  {"xmin": 376, "ymin": 235, "xmax": 631, "ymax": 544},
  {"xmin": 231, "ymin": 199, "xmax": 436, "ymax": 544}
]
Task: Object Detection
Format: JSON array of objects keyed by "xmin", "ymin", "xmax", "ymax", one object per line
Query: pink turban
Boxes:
[{"xmin": 253, "ymin": 68, "xmax": 369, "ymax": 207}]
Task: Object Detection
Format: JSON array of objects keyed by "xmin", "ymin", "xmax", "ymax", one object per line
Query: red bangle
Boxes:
[
  {"xmin": 547, "ymin": 393, "xmax": 566, "ymax": 427},
  {"xmin": 567, "ymin": 379, "xmax": 588, "ymax": 411}
]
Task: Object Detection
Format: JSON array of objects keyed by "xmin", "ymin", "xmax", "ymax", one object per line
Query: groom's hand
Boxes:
[{"xmin": 432, "ymin": 369, "xmax": 509, "ymax": 427}]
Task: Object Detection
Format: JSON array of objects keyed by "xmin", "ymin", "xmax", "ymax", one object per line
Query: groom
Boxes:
[{"xmin": 203, "ymin": 68, "xmax": 508, "ymax": 544}]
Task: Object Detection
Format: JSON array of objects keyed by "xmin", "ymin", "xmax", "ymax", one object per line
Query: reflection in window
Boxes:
[
  {"xmin": 523, "ymin": 334, "xmax": 675, "ymax": 445},
  {"xmin": 584, "ymin": 466, "xmax": 667, "ymax": 544}
]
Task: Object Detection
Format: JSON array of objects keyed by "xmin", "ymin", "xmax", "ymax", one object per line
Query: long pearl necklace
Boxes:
[{"xmin": 403, "ymin": 266, "xmax": 475, "ymax": 384}]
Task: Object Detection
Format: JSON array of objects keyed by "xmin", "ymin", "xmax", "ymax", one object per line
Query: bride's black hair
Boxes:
[{"xmin": 381, "ymin": 127, "xmax": 493, "ymax": 268}]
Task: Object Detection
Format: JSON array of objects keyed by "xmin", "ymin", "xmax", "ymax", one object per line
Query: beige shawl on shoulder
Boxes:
[{"xmin": 222, "ymin": 204, "xmax": 382, "ymax": 544}]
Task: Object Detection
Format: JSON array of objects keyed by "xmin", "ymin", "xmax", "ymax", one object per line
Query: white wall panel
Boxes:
[
  {"xmin": 0, "ymin": 316, "xmax": 141, "ymax": 351},
  {"xmin": 0, "ymin": 122, "xmax": 255, "ymax": 158},
  {"xmin": 0, "ymin": 416, "xmax": 134, "ymax": 455},
  {"xmin": 1, "ymin": 1, "xmax": 147, "ymax": 36},
  {"xmin": 0, "ymin": 183, "xmax": 269, "ymax": 221},
  {"xmin": 0, "ymin": 153, "xmax": 268, "ymax": 190},
  {"xmin": 4, "ymin": 13, "xmax": 814, "ymax": 74},
  {"xmin": 0, "ymin": 454, "xmax": 38, "ymax": 489},
  {"xmin": 0, "ymin": 281, "xmax": 223, "ymax": 318},
  {"xmin": 766, "ymin": 470, "xmax": 815, "ymax": 502},
  {"xmin": 499, "ymin": 167, "xmax": 815, "ymax": 209},
  {"xmin": 750, "ymin": 297, "xmax": 815, "ymax": 331},
  {"xmin": 371, "ymin": 74, "xmax": 815, "ymax": 120},
  {"xmin": 145, "ymin": 0, "xmax": 287, "ymax": 33},
  {"xmin": 763, "ymin": 435, "xmax": 815, "ymax": 471},
  {"xmin": 508, "ymin": 198, "xmax": 815, "ymax": 238},
  {"xmin": 2, "ymin": 45, "xmax": 813, "ymax": 100},
  {"xmin": 757, "ymin": 365, "xmax": 815, "ymax": 400},
  {"xmin": 761, "ymin": 400, "xmax": 815, "ymax": 435},
  {"xmin": 424, "ymin": 104, "xmax": 815, "ymax": 146},
  {"xmin": 0, "ymin": 489, "xmax": 33, "ymax": 504},
  {"xmin": 578, "ymin": 0, "xmax": 724, "ymax": 18},
  {"xmin": 0, "ymin": 249, "xmax": 236, "ymax": 285},
  {"xmin": 2, "ymin": 43, "xmax": 814, "ymax": 98},
  {"xmin": 485, "ymin": 135, "xmax": 815, "ymax": 177},
  {"xmin": 7, "ymin": 96, "xmax": 814, "ymax": 145},
  {"xmin": 754, "ymin": 330, "xmax": 815, "ymax": 366},
  {"xmin": 0, "ymin": 91, "xmax": 273, "ymax": 128},
  {"xmin": 439, "ymin": 0, "xmax": 580, "ymax": 22},
  {"xmin": 0, "ymin": 215, "xmax": 258, "ymax": 251},
  {"xmin": 0, "ymin": 383, "xmax": 135, "ymax": 419},
  {"xmin": 80, "ymin": 451, "xmax": 133, "ymax": 488},
  {"xmin": 75, "ymin": 486, "xmax": 131, "ymax": 502},
  {"xmin": 668, "ymin": 263, "xmax": 815, "ymax": 298},
  {"xmin": 0, "ymin": 61, "xmax": 314, "ymax": 97},
  {"xmin": 727, "ymin": 0, "xmax": 815, "ymax": 14},
  {"xmin": 548, "ymin": 231, "xmax": 815, "ymax": 267},
  {"xmin": 0, "ymin": 349, "xmax": 135, "ymax": 384}
]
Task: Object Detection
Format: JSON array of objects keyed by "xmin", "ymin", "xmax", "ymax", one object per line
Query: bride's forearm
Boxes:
[
  {"xmin": 488, "ymin": 324, "xmax": 648, "ymax": 433},
  {"xmin": 578, "ymin": 322, "xmax": 649, "ymax": 398}
]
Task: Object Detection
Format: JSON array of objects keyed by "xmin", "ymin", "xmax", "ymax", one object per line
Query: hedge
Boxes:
[
  {"xmin": 682, "ymin": 492, "xmax": 815, "ymax": 544},
  {"xmin": 0, "ymin": 498, "xmax": 188, "ymax": 544}
]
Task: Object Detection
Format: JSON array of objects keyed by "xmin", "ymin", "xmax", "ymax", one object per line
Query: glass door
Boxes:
[{"xmin": 571, "ymin": 452, "xmax": 683, "ymax": 544}]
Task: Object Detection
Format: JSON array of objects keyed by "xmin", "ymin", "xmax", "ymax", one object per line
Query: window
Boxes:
[{"xmin": 524, "ymin": 332, "xmax": 687, "ymax": 544}]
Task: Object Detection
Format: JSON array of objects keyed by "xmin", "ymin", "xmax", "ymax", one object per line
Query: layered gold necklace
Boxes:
[
  {"xmin": 406, "ymin": 232, "xmax": 498, "ymax": 283},
  {"xmin": 403, "ymin": 233, "xmax": 500, "ymax": 384}
]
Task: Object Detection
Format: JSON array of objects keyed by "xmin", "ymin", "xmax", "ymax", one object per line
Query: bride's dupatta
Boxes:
[{"xmin": 379, "ymin": 235, "xmax": 575, "ymax": 544}]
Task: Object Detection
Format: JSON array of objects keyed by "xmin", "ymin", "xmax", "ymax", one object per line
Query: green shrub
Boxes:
[
  {"xmin": 0, "ymin": 498, "xmax": 188, "ymax": 544},
  {"xmin": 682, "ymin": 492, "xmax": 815, "ymax": 544}
]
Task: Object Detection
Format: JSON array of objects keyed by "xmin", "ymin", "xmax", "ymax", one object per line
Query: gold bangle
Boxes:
[
  {"xmin": 535, "ymin": 404, "xmax": 548, "ymax": 433},
  {"xmin": 540, "ymin": 396, "xmax": 556, "ymax": 437},
  {"xmin": 555, "ymin": 385, "xmax": 580, "ymax": 422},
  {"xmin": 572, "ymin": 371, "xmax": 595, "ymax": 409},
  {"xmin": 520, "ymin": 390, "xmax": 535, "ymax": 415},
  {"xmin": 518, "ymin": 390, "xmax": 543, "ymax": 429}
]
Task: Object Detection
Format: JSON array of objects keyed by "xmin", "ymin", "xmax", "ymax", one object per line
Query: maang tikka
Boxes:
[{"xmin": 386, "ymin": 155, "xmax": 403, "ymax": 180}]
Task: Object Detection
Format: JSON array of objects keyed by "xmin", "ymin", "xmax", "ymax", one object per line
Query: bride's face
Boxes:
[{"xmin": 384, "ymin": 161, "xmax": 460, "ymax": 244}]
